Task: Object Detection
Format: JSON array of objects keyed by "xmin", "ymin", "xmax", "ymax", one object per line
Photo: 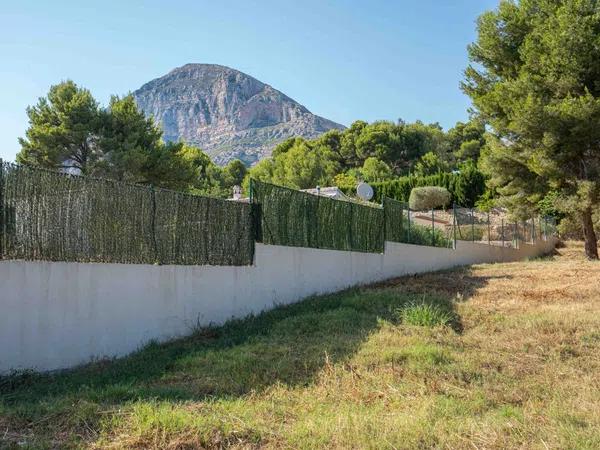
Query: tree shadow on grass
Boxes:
[{"xmin": 0, "ymin": 264, "xmax": 502, "ymax": 442}]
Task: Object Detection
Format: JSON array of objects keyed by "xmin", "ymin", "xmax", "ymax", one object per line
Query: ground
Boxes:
[{"xmin": 1, "ymin": 242, "xmax": 599, "ymax": 449}]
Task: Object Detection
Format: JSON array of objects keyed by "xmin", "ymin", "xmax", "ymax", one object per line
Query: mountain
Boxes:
[{"xmin": 133, "ymin": 64, "xmax": 345, "ymax": 165}]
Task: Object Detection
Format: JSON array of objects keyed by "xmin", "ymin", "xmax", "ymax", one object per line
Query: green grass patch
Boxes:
[{"xmin": 395, "ymin": 296, "xmax": 458, "ymax": 331}]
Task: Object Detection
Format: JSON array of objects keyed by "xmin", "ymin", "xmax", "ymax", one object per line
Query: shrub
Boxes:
[
  {"xmin": 453, "ymin": 160, "xmax": 486, "ymax": 207},
  {"xmin": 455, "ymin": 224, "xmax": 485, "ymax": 242},
  {"xmin": 367, "ymin": 167, "xmax": 487, "ymax": 207},
  {"xmin": 409, "ymin": 186, "xmax": 451, "ymax": 211},
  {"xmin": 406, "ymin": 222, "xmax": 453, "ymax": 248}
]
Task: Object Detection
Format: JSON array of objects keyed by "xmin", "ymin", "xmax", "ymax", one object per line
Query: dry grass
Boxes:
[{"xmin": 1, "ymin": 241, "xmax": 599, "ymax": 449}]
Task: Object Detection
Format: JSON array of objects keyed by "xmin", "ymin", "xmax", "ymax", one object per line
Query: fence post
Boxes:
[
  {"xmin": 431, "ymin": 208, "xmax": 435, "ymax": 246},
  {"xmin": 471, "ymin": 208, "xmax": 475, "ymax": 242},
  {"xmin": 532, "ymin": 218, "xmax": 535, "ymax": 243},
  {"xmin": 487, "ymin": 211, "xmax": 491, "ymax": 245},
  {"xmin": 453, "ymin": 203, "xmax": 457, "ymax": 249},
  {"xmin": 514, "ymin": 221, "xmax": 518, "ymax": 248},
  {"xmin": 381, "ymin": 197, "xmax": 386, "ymax": 250},
  {"xmin": 248, "ymin": 178, "xmax": 254, "ymax": 203},
  {"xmin": 407, "ymin": 204, "xmax": 411, "ymax": 243},
  {"xmin": 501, "ymin": 219, "xmax": 505, "ymax": 248}
]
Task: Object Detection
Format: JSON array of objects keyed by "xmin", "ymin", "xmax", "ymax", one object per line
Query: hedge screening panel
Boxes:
[
  {"xmin": 383, "ymin": 197, "xmax": 407, "ymax": 243},
  {"xmin": 252, "ymin": 180, "xmax": 384, "ymax": 253},
  {"xmin": 153, "ymin": 188, "xmax": 254, "ymax": 266},
  {"xmin": 0, "ymin": 162, "xmax": 254, "ymax": 266},
  {"xmin": 0, "ymin": 163, "xmax": 155, "ymax": 263}
]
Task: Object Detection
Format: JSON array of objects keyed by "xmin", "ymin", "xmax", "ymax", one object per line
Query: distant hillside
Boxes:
[{"xmin": 133, "ymin": 64, "xmax": 345, "ymax": 165}]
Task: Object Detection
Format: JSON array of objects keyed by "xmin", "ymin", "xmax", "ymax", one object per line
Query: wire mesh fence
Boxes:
[
  {"xmin": 383, "ymin": 197, "xmax": 453, "ymax": 248},
  {"xmin": 0, "ymin": 161, "xmax": 255, "ymax": 265},
  {"xmin": 451, "ymin": 205, "xmax": 556, "ymax": 248}
]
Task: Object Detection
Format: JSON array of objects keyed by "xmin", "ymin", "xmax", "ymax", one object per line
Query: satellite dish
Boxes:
[{"xmin": 356, "ymin": 182, "xmax": 374, "ymax": 201}]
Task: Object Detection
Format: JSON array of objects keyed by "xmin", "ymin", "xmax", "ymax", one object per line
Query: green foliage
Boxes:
[
  {"xmin": 245, "ymin": 117, "xmax": 489, "ymax": 209},
  {"xmin": 455, "ymin": 225, "xmax": 485, "ymax": 242},
  {"xmin": 16, "ymin": 81, "xmax": 245, "ymax": 196},
  {"xmin": 556, "ymin": 215, "xmax": 583, "ymax": 240},
  {"xmin": 475, "ymin": 187, "xmax": 497, "ymax": 212},
  {"xmin": 407, "ymin": 222, "xmax": 453, "ymax": 247},
  {"xmin": 17, "ymin": 80, "xmax": 102, "ymax": 174},
  {"xmin": 413, "ymin": 152, "xmax": 449, "ymax": 177},
  {"xmin": 360, "ymin": 157, "xmax": 393, "ymax": 182},
  {"xmin": 537, "ymin": 191, "xmax": 566, "ymax": 221},
  {"xmin": 369, "ymin": 167, "xmax": 485, "ymax": 208},
  {"xmin": 192, "ymin": 156, "xmax": 248, "ymax": 198},
  {"xmin": 246, "ymin": 119, "xmax": 461, "ymax": 190},
  {"xmin": 332, "ymin": 172, "xmax": 359, "ymax": 191},
  {"xmin": 247, "ymin": 138, "xmax": 339, "ymax": 190},
  {"xmin": 409, "ymin": 187, "xmax": 451, "ymax": 211},
  {"xmin": 453, "ymin": 160, "xmax": 486, "ymax": 208},
  {"xmin": 464, "ymin": 0, "xmax": 600, "ymax": 256},
  {"xmin": 447, "ymin": 118, "xmax": 486, "ymax": 163},
  {"xmin": 98, "ymin": 94, "xmax": 163, "ymax": 182}
]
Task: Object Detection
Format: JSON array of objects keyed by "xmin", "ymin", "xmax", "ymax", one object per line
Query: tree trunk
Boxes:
[{"xmin": 582, "ymin": 207, "xmax": 598, "ymax": 260}]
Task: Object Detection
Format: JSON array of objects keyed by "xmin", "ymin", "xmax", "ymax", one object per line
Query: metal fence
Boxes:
[
  {"xmin": 383, "ymin": 197, "xmax": 453, "ymax": 248},
  {"xmin": 453, "ymin": 205, "xmax": 556, "ymax": 248}
]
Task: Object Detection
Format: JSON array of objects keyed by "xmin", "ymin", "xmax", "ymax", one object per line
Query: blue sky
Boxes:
[{"xmin": 0, "ymin": 0, "xmax": 498, "ymax": 162}]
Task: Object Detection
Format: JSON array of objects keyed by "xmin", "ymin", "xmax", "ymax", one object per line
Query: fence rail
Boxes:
[{"xmin": 0, "ymin": 161, "xmax": 557, "ymax": 265}]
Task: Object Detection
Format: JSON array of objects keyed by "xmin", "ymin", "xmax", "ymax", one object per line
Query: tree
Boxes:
[
  {"xmin": 453, "ymin": 160, "xmax": 487, "ymax": 208},
  {"xmin": 463, "ymin": 0, "xmax": 600, "ymax": 259},
  {"xmin": 140, "ymin": 141, "xmax": 199, "ymax": 190},
  {"xmin": 413, "ymin": 152, "xmax": 449, "ymax": 177},
  {"xmin": 17, "ymin": 80, "xmax": 102, "ymax": 174},
  {"xmin": 354, "ymin": 121, "xmax": 403, "ymax": 165},
  {"xmin": 339, "ymin": 120, "xmax": 368, "ymax": 167},
  {"xmin": 247, "ymin": 139, "xmax": 339, "ymax": 189},
  {"xmin": 222, "ymin": 159, "xmax": 247, "ymax": 187},
  {"xmin": 360, "ymin": 157, "xmax": 393, "ymax": 182},
  {"xmin": 447, "ymin": 118, "xmax": 486, "ymax": 163},
  {"xmin": 17, "ymin": 82, "xmax": 221, "ymax": 193},
  {"xmin": 99, "ymin": 94, "xmax": 163, "ymax": 182}
]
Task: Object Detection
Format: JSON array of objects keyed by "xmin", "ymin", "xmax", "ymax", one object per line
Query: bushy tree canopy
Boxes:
[
  {"xmin": 463, "ymin": 0, "xmax": 600, "ymax": 258},
  {"xmin": 247, "ymin": 118, "xmax": 483, "ymax": 190},
  {"xmin": 18, "ymin": 81, "xmax": 102, "ymax": 174},
  {"xmin": 17, "ymin": 80, "xmax": 246, "ymax": 196}
]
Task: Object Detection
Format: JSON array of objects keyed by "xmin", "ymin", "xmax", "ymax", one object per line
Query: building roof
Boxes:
[{"xmin": 300, "ymin": 186, "xmax": 354, "ymax": 201}]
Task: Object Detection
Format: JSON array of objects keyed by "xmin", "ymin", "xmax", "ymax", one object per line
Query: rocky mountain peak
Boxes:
[{"xmin": 133, "ymin": 64, "xmax": 344, "ymax": 165}]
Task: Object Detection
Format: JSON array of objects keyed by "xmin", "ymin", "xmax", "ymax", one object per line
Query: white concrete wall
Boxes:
[{"xmin": 0, "ymin": 238, "xmax": 556, "ymax": 374}]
